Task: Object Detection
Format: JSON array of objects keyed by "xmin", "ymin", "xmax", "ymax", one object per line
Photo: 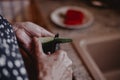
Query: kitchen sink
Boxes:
[{"xmin": 73, "ymin": 34, "xmax": 120, "ymax": 80}]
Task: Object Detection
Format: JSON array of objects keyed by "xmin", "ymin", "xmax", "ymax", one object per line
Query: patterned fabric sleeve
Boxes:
[{"xmin": 0, "ymin": 15, "xmax": 29, "ymax": 80}]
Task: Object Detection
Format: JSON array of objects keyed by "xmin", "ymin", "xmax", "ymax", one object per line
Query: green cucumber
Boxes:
[
  {"xmin": 39, "ymin": 37, "xmax": 72, "ymax": 54},
  {"xmin": 40, "ymin": 37, "xmax": 72, "ymax": 44}
]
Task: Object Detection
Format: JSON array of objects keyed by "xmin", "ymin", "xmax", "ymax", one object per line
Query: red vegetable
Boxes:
[{"xmin": 64, "ymin": 9, "xmax": 84, "ymax": 25}]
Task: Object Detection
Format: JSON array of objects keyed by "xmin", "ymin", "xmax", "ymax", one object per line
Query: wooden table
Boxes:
[
  {"xmin": 34, "ymin": 0, "xmax": 120, "ymax": 80},
  {"xmin": 4, "ymin": 0, "xmax": 120, "ymax": 80},
  {"xmin": 0, "ymin": 0, "xmax": 93, "ymax": 80}
]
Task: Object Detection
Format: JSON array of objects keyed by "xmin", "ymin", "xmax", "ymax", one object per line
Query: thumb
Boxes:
[{"xmin": 33, "ymin": 37, "xmax": 46, "ymax": 58}]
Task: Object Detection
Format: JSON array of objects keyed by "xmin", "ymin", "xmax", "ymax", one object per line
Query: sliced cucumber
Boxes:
[
  {"xmin": 39, "ymin": 37, "xmax": 72, "ymax": 54},
  {"xmin": 39, "ymin": 37, "xmax": 54, "ymax": 43},
  {"xmin": 39, "ymin": 37, "xmax": 72, "ymax": 44}
]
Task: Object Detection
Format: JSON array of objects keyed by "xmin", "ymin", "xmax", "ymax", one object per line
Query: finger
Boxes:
[
  {"xmin": 55, "ymin": 50, "xmax": 72, "ymax": 67},
  {"xmin": 33, "ymin": 37, "xmax": 46, "ymax": 58},
  {"xmin": 63, "ymin": 53, "xmax": 72, "ymax": 68},
  {"xmin": 19, "ymin": 48, "xmax": 29, "ymax": 59},
  {"xmin": 16, "ymin": 29, "xmax": 31, "ymax": 49},
  {"xmin": 51, "ymin": 50, "xmax": 64, "ymax": 62},
  {"xmin": 20, "ymin": 22, "xmax": 54, "ymax": 37},
  {"xmin": 53, "ymin": 50, "xmax": 67, "ymax": 61},
  {"xmin": 52, "ymin": 50, "xmax": 67, "ymax": 67},
  {"xmin": 39, "ymin": 28, "xmax": 54, "ymax": 37},
  {"xmin": 19, "ymin": 48, "xmax": 31, "ymax": 62},
  {"xmin": 12, "ymin": 25, "xmax": 19, "ymax": 32},
  {"xmin": 61, "ymin": 67, "xmax": 73, "ymax": 80}
]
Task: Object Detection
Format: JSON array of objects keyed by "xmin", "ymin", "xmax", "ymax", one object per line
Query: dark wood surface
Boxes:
[
  {"xmin": 1, "ymin": 0, "xmax": 120, "ymax": 80},
  {"xmin": 35, "ymin": 0, "xmax": 120, "ymax": 80}
]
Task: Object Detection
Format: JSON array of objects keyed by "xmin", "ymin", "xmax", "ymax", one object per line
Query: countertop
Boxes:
[{"xmin": 36, "ymin": 0, "xmax": 120, "ymax": 80}]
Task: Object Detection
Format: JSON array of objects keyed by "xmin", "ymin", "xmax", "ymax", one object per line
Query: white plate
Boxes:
[{"xmin": 50, "ymin": 6, "xmax": 94, "ymax": 29}]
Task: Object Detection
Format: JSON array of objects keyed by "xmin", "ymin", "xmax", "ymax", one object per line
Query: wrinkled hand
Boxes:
[
  {"xmin": 13, "ymin": 22, "xmax": 54, "ymax": 51},
  {"xmin": 33, "ymin": 37, "xmax": 73, "ymax": 80},
  {"xmin": 20, "ymin": 38, "xmax": 73, "ymax": 80},
  {"xmin": 13, "ymin": 22, "xmax": 73, "ymax": 80}
]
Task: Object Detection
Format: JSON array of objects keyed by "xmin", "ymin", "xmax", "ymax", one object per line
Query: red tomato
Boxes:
[{"xmin": 64, "ymin": 9, "xmax": 84, "ymax": 25}]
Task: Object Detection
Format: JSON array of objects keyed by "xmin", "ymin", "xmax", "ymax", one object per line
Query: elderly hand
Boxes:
[
  {"xmin": 33, "ymin": 37, "xmax": 73, "ymax": 80},
  {"xmin": 13, "ymin": 22, "xmax": 73, "ymax": 80},
  {"xmin": 13, "ymin": 22, "xmax": 54, "ymax": 51}
]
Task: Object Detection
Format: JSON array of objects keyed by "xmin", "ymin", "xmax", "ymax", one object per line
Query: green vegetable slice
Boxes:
[
  {"xmin": 39, "ymin": 37, "xmax": 72, "ymax": 44},
  {"xmin": 39, "ymin": 37, "xmax": 54, "ymax": 43},
  {"xmin": 39, "ymin": 37, "xmax": 72, "ymax": 54}
]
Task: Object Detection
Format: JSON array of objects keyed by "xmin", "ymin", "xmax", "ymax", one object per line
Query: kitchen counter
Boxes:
[{"xmin": 36, "ymin": 0, "xmax": 120, "ymax": 80}]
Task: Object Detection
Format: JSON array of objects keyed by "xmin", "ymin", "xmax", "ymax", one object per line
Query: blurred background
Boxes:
[
  {"xmin": 0, "ymin": 0, "xmax": 44, "ymax": 27},
  {"xmin": 0, "ymin": 0, "xmax": 120, "ymax": 80}
]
